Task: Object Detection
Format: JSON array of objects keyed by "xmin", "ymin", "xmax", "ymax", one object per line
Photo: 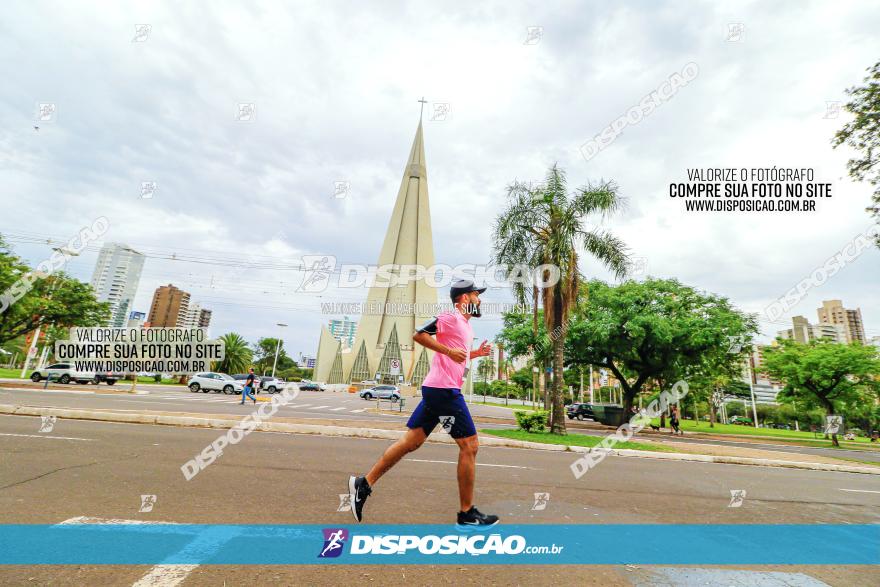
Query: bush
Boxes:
[
  {"xmin": 514, "ymin": 410, "xmax": 549, "ymax": 433},
  {"xmin": 153, "ymin": 373, "xmax": 162, "ymax": 383}
]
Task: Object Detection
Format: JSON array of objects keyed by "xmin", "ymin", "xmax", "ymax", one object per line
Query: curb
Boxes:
[{"xmin": 2, "ymin": 404, "xmax": 878, "ymax": 476}]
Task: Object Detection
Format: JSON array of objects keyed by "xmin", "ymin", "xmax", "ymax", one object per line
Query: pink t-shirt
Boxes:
[{"xmin": 421, "ymin": 311, "xmax": 473, "ymax": 390}]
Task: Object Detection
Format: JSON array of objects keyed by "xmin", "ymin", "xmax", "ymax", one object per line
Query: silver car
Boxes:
[{"xmin": 359, "ymin": 385, "xmax": 401, "ymax": 401}]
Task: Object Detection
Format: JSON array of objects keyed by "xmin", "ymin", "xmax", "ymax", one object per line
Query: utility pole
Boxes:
[
  {"xmin": 589, "ymin": 364, "xmax": 594, "ymax": 403},
  {"xmin": 747, "ymin": 354, "xmax": 759, "ymax": 428},
  {"xmin": 272, "ymin": 323, "xmax": 288, "ymax": 377},
  {"xmin": 20, "ymin": 326, "xmax": 41, "ymax": 378},
  {"xmin": 579, "ymin": 368, "xmax": 583, "ymax": 403}
]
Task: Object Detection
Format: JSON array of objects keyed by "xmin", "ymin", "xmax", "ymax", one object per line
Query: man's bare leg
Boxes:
[
  {"xmin": 454, "ymin": 434, "xmax": 479, "ymax": 512},
  {"xmin": 365, "ymin": 427, "xmax": 427, "ymax": 486}
]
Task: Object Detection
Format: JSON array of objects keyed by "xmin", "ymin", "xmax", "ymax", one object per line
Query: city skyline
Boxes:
[{"xmin": 3, "ymin": 2, "xmax": 878, "ymax": 358}]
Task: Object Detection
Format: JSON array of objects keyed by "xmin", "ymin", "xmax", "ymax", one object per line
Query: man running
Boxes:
[
  {"xmin": 348, "ymin": 279, "xmax": 498, "ymax": 529},
  {"xmin": 240, "ymin": 367, "xmax": 257, "ymax": 405}
]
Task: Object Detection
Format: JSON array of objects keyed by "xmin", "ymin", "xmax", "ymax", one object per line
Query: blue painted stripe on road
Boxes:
[{"xmin": 0, "ymin": 524, "xmax": 877, "ymax": 565}]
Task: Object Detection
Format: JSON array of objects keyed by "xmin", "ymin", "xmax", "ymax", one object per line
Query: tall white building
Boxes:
[
  {"xmin": 328, "ymin": 316, "xmax": 358, "ymax": 349},
  {"xmin": 90, "ymin": 243, "xmax": 145, "ymax": 327}
]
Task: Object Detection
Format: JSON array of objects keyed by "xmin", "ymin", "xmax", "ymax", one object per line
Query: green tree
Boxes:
[
  {"xmin": 762, "ymin": 339, "xmax": 880, "ymax": 446},
  {"xmin": 476, "ymin": 356, "xmax": 496, "ymax": 383},
  {"xmin": 0, "ymin": 273, "xmax": 110, "ymax": 347},
  {"xmin": 214, "ymin": 333, "xmax": 253, "ymax": 374},
  {"xmin": 253, "ymin": 337, "xmax": 292, "ymax": 375},
  {"xmin": 833, "ymin": 60, "xmax": 880, "ymax": 246},
  {"xmin": 495, "ymin": 309, "xmax": 551, "ymax": 408},
  {"xmin": 566, "ymin": 278, "xmax": 758, "ymax": 416},
  {"xmin": 510, "ymin": 366, "xmax": 533, "ymax": 392},
  {"xmin": 493, "ymin": 165, "xmax": 629, "ymax": 434}
]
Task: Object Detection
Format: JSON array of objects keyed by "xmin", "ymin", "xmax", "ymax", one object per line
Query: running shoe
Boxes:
[
  {"xmin": 455, "ymin": 506, "xmax": 499, "ymax": 531},
  {"xmin": 348, "ymin": 475, "xmax": 371, "ymax": 522}
]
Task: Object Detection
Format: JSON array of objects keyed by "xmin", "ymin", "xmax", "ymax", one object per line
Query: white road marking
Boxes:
[
  {"xmin": 839, "ymin": 488, "xmax": 880, "ymax": 494},
  {"xmin": 0, "ymin": 432, "xmax": 95, "ymax": 441},
  {"xmin": 56, "ymin": 517, "xmax": 232, "ymax": 587},
  {"xmin": 307, "ymin": 405, "xmax": 330, "ymax": 410},
  {"xmin": 2, "ymin": 388, "xmax": 96, "ymax": 395},
  {"xmin": 350, "ymin": 409, "xmax": 367, "ymax": 413},
  {"xmin": 58, "ymin": 516, "xmax": 171, "ymax": 525},
  {"xmin": 329, "ymin": 407, "xmax": 347, "ymax": 411},
  {"xmin": 132, "ymin": 565, "xmax": 199, "ymax": 587},
  {"xmin": 409, "ymin": 458, "xmax": 533, "ymax": 469}
]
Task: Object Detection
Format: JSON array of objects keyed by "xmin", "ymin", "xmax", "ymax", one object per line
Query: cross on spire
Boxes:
[{"xmin": 418, "ymin": 97, "xmax": 427, "ymax": 121}]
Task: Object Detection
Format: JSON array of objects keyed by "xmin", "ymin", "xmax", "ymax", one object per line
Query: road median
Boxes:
[{"xmin": 2, "ymin": 403, "xmax": 878, "ymax": 476}]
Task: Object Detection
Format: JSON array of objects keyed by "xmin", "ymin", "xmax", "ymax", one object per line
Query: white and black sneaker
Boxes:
[
  {"xmin": 455, "ymin": 506, "xmax": 499, "ymax": 531},
  {"xmin": 348, "ymin": 475, "xmax": 371, "ymax": 522}
]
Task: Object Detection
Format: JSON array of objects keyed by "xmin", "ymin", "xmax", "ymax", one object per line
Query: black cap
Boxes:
[{"xmin": 450, "ymin": 279, "xmax": 487, "ymax": 302}]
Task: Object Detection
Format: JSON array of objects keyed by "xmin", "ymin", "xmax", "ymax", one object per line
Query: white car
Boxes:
[
  {"xmin": 187, "ymin": 372, "xmax": 244, "ymax": 394},
  {"xmin": 259, "ymin": 376, "xmax": 286, "ymax": 393},
  {"xmin": 359, "ymin": 385, "xmax": 401, "ymax": 401},
  {"xmin": 30, "ymin": 363, "xmax": 95, "ymax": 385}
]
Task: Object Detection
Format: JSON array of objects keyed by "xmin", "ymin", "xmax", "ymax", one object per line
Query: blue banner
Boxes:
[{"xmin": 1, "ymin": 524, "xmax": 877, "ymax": 565}]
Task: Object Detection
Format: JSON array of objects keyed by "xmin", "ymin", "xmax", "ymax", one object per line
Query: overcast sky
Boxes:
[{"xmin": 2, "ymin": 0, "xmax": 879, "ymax": 359}]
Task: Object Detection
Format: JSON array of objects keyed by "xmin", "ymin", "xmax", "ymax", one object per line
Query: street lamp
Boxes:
[{"xmin": 272, "ymin": 323, "xmax": 288, "ymax": 377}]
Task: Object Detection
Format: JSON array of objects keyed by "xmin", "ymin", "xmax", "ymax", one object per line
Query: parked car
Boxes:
[
  {"xmin": 92, "ymin": 371, "xmax": 122, "ymax": 385},
  {"xmin": 359, "ymin": 385, "xmax": 401, "ymax": 401},
  {"xmin": 299, "ymin": 380, "xmax": 326, "ymax": 392},
  {"xmin": 187, "ymin": 372, "xmax": 244, "ymax": 394},
  {"xmin": 259, "ymin": 376, "xmax": 285, "ymax": 393},
  {"xmin": 232, "ymin": 373, "xmax": 262, "ymax": 393},
  {"xmin": 566, "ymin": 403, "xmax": 595, "ymax": 421},
  {"xmin": 29, "ymin": 363, "xmax": 94, "ymax": 385}
]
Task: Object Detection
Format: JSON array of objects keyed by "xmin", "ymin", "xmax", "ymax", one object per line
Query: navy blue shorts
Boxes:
[{"xmin": 406, "ymin": 386, "xmax": 477, "ymax": 439}]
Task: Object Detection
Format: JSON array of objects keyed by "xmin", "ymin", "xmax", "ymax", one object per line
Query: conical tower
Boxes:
[{"xmin": 314, "ymin": 120, "xmax": 439, "ymax": 386}]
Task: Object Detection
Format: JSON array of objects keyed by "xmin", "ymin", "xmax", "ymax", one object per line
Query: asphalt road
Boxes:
[
  {"xmin": 4, "ymin": 383, "xmax": 880, "ymax": 465},
  {"xmin": 1, "ymin": 414, "xmax": 878, "ymax": 586}
]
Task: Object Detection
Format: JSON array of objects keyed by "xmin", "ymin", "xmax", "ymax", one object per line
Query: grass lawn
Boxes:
[
  {"xmin": 135, "ymin": 376, "xmax": 185, "ymax": 385},
  {"xmin": 661, "ymin": 418, "xmax": 877, "ymax": 446},
  {"xmin": 474, "ymin": 399, "xmax": 541, "ymax": 411},
  {"xmin": 481, "ymin": 428, "xmax": 675, "ymax": 452},
  {"xmin": 0, "ymin": 368, "xmax": 26, "ymax": 379}
]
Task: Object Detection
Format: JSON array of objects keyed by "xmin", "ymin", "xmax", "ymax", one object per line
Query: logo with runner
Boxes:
[
  {"xmin": 337, "ymin": 493, "xmax": 352, "ymax": 512},
  {"xmin": 318, "ymin": 528, "xmax": 349, "ymax": 558},
  {"xmin": 298, "ymin": 255, "xmax": 337, "ymax": 293},
  {"xmin": 728, "ymin": 489, "xmax": 746, "ymax": 508},
  {"xmin": 139, "ymin": 494, "xmax": 157, "ymax": 513},
  {"xmin": 38, "ymin": 415, "xmax": 56, "ymax": 433},
  {"xmin": 825, "ymin": 415, "xmax": 843, "ymax": 435},
  {"xmin": 439, "ymin": 415, "xmax": 455, "ymax": 434},
  {"xmin": 532, "ymin": 492, "xmax": 550, "ymax": 511}
]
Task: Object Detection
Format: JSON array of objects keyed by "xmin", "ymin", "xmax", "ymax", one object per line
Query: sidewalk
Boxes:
[{"xmin": 2, "ymin": 402, "xmax": 878, "ymax": 476}]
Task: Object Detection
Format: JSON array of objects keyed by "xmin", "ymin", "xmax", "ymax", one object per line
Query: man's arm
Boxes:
[
  {"xmin": 413, "ymin": 331, "xmax": 467, "ymax": 363},
  {"xmin": 470, "ymin": 340, "xmax": 491, "ymax": 359}
]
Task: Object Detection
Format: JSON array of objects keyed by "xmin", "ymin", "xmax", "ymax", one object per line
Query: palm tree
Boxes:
[
  {"xmin": 214, "ymin": 332, "xmax": 254, "ymax": 374},
  {"xmin": 493, "ymin": 164, "xmax": 629, "ymax": 434}
]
